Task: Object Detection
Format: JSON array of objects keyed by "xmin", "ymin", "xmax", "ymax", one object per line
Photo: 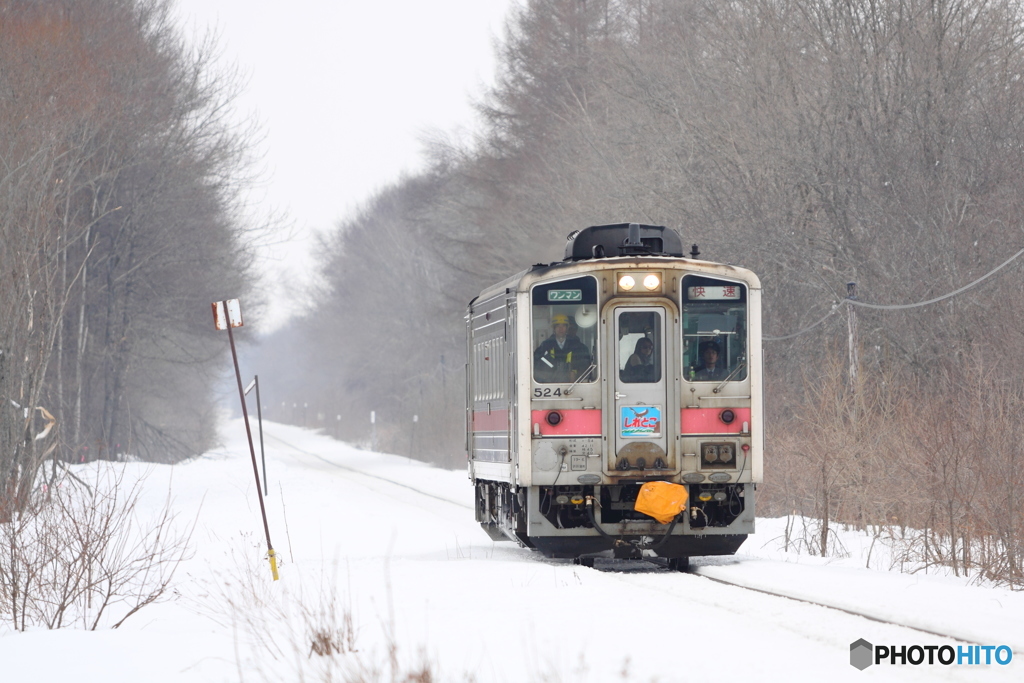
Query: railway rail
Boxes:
[{"xmin": 266, "ymin": 428, "xmax": 1018, "ymax": 656}]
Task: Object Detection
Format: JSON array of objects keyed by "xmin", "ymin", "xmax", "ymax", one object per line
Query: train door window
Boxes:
[
  {"xmin": 617, "ymin": 310, "xmax": 662, "ymax": 383},
  {"xmin": 531, "ymin": 276, "xmax": 598, "ymax": 384},
  {"xmin": 681, "ymin": 276, "xmax": 747, "ymax": 382}
]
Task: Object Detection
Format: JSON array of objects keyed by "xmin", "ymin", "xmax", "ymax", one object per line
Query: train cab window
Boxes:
[
  {"xmin": 532, "ymin": 276, "xmax": 598, "ymax": 384},
  {"xmin": 617, "ymin": 310, "xmax": 662, "ymax": 383},
  {"xmin": 681, "ymin": 275, "xmax": 748, "ymax": 383}
]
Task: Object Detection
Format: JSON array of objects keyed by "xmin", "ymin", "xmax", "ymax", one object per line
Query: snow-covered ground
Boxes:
[{"xmin": 2, "ymin": 419, "xmax": 1021, "ymax": 682}]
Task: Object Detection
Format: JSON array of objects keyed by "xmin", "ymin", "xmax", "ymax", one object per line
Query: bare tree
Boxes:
[{"xmin": 0, "ymin": 0, "xmax": 258, "ymax": 517}]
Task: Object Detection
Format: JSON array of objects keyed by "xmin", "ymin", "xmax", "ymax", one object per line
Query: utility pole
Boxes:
[
  {"xmin": 370, "ymin": 410, "xmax": 377, "ymax": 452},
  {"xmin": 847, "ymin": 282, "xmax": 858, "ymax": 394},
  {"xmin": 410, "ymin": 414, "xmax": 418, "ymax": 461}
]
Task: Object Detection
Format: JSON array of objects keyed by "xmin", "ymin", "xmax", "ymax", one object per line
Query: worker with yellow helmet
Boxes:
[{"xmin": 533, "ymin": 313, "xmax": 592, "ymax": 383}]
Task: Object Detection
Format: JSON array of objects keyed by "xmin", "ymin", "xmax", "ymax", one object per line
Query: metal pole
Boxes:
[
  {"xmin": 255, "ymin": 375, "xmax": 267, "ymax": 497},
  {"xmin": 224, "ymin": 304, "xmax": 278, "ymax": 580},
  {"xmin": 371, "ymin": 410, "xmax": 377, "ymax": 452},
  {"xmin": 410, "ymin": 414, "xmax": 418, "ymax": 461},
  {"xmin": 847, "ymin": 282, "xmax": 858, "ymax": 394}
]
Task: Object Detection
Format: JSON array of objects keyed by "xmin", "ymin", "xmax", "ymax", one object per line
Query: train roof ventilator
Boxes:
[{"xmin": 563, "ymin": 223, "xmax": 699, "ymax": 261}]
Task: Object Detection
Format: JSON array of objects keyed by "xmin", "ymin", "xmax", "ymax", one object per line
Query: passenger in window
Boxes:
[
  {"xmin": 534, "ymin": 314, "xmax": 591, "ymax": 383},
  {"xmin": 694, "ymin": 341, "xmax": 727, "ymax": 381},
  {"xmin": 622, "ymin": 337, "xmax": 657, "ymax": 383}
]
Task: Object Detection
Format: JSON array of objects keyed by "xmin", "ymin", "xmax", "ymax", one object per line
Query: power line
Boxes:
[
  {"xmin": 846, "ymin": 246, "xmax": 1024, "ymax": 310},
  {"xmin": 762, "ymin": 246, "xmax": 1024, "ymax": 341},
  {"xmin": 763, "ymin": 306, "xmax": 840, "ymax": 341}
]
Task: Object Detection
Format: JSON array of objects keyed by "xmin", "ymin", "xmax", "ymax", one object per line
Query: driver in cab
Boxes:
[
  {"xmin": 694, "ymin": 340, "xmax": 728, "ymax": 381},
  {"xmin": 534, "ymin": 314, "xmax": 591, "ymax": 383}
]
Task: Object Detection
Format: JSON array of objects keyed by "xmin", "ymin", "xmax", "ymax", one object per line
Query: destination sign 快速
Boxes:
[{"xmin": 687, "ymin": 285, "xmax": 741, "ymax": 300}]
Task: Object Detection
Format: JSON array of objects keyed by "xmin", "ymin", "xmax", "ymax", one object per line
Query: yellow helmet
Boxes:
[{"xmin": 551, "ymin": 314, "xmax": 570, "ymax": 326}]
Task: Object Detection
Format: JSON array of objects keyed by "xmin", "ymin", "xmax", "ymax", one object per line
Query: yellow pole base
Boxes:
[{"xmin": 268, "ymin": 547, "xmax": 280, "ymax": 581}]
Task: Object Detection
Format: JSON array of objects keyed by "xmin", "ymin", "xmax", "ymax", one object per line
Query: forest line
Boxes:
[{"xmin": 260, "ymin": 0, "xmax": 1024, "ymax": 585}]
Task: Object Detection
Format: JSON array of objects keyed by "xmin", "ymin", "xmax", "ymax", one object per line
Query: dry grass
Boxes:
[
  {"xmin": 196, "ymin": 536, "xmax": 466, "ymax": 683},
  {"xmin": 763, "ymin": 352, "xmax": 1024, "ymax": 589}
]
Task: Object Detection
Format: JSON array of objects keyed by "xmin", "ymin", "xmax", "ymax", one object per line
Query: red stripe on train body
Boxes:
[
  {"xmin": 530, "ymin": 409, "xmax": 602, "ymax": 436},
  {"xmin": 680, "ymin": 408, "xmax": 751, "ymax": 434}
]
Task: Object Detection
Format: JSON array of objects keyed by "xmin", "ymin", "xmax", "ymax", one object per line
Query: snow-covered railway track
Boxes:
[
  {"xmin": 264, "ymin": 427, "xmax": 1021, "ymax": 667},
  {"xmin": 263, "ymin": 430, "xmax": 473, "ymax": 510},
  {"xmin": 578, "ymin": 558, "xmax": 1018, "ymax": 680},
  {"xmin": 691, "ymin": 566, "xmax": 1004, "ymax": 649},
  {"xmin": 578, "ymin": 556, "xmax": 1024, "ymax": 659}
]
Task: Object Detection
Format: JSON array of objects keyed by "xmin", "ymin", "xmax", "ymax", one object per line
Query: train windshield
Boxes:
[
  {"xmin": 531, "ymin": 276, "xmax": 598, "ymax": 384},
  {"xmin": 681, "ymin": 275, "xmax": 747, "ymax": 383},
  {"xmin": 617, "ymin": 310, "xmax": 662, "ymax": 384}
]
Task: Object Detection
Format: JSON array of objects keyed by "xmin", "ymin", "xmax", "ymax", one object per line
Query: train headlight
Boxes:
[
  {"xmin": 618, "ymin": 275, "xmax": 636, "ymax": 291},
  {"xmin": 643, "ymin": 274, "xmax": 660, "ymax": 290}
]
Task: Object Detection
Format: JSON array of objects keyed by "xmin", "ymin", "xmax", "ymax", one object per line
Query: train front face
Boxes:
[{"xmin": 521, "ymin": 258, "xmax": 763, "ymax": 559}]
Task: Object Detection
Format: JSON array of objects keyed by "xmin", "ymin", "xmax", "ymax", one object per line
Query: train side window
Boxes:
[
  {"xmin": 531, "ymin": 276, "xmax": 599, "ymax": 384},
  {"xmin": 681, "ymin": 276, "xmax": 748, "ymax": 383}
]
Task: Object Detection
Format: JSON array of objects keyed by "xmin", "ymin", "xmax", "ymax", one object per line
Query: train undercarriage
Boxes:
[{"xmin": 474, "ymin": 480, "xmax": 751, "ymax": 568}]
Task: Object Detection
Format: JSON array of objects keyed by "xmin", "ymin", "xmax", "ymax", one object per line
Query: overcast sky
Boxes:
[{"xmin": 173, "ymin": 0, "xmax": 513, "ymax": 328}]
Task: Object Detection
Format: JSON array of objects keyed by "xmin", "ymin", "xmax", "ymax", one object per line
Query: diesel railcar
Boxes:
[{"xmin": 466, "ymin": 223, "xmax": 762, "ymax": 568}]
